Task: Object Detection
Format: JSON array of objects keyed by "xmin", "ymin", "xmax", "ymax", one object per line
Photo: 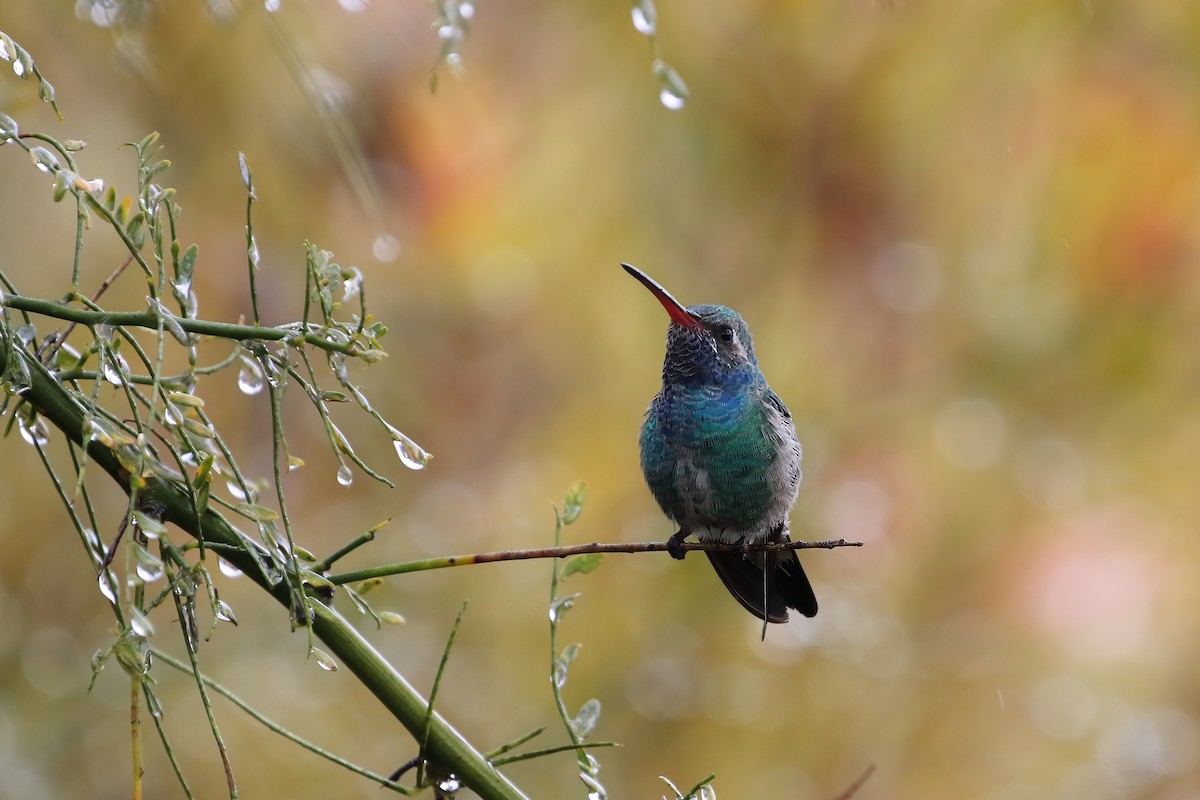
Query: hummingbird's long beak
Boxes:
[{"xmin": 621, "ymin": 263, "xmax": 703, "ymax": 330}]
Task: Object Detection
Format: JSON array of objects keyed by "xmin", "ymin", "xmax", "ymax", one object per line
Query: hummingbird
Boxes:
[{"xmin": 623, "ymin": 262, "xmax": 818, "ymax": 630}]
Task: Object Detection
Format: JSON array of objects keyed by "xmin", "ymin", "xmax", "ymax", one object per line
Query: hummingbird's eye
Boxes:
[{"xmin": 718, "ymin": 326, "xmax": 735, "ymax": 343}]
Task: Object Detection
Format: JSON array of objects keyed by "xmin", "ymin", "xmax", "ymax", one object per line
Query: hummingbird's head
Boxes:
[{"xmin": 622, "ymin": 263, "xmax": 761, "ymax": 389}]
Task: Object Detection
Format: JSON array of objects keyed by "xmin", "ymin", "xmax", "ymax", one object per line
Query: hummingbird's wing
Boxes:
[{"xmin": 764, "ymin": 388, "xmax": 792, "ymax": 419}]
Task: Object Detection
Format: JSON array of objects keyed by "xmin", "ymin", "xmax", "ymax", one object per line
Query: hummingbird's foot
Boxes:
[
  {"xmin": 666, "ymin": 530, "xmax": 690, "ymax": 560},
  {"xmin": 734, "ymin": 535, "xmax": 752, "ymax": 558}
]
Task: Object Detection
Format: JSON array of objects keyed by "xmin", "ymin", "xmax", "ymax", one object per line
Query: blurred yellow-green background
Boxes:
[{"xmin": 3, "ymin": 1, "xmax": 1200, "ymax": 797}]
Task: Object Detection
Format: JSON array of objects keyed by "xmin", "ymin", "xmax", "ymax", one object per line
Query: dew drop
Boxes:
[
  {"xmin": 226, "ymin": 481, "xmax": 248, "ymax": 501},
  {"xmin": 659, "ymin": 86, "xmax": 686, "ymax": 110},
  {"xmin": 631, "ymin": 0, "xmax": 657, "ymax": 36},
  {"xmin": 178, "ymin": 287, "xmax": 198, "ymax": 318},
  {"xmin": 135, "ymin": 559, "xmax": 165, "ymax": 583},
  {"xmin": 264, "ymin": 0, "xmax": 281, "ymax": 10},
  {"xmin": 218, "ymin": 557, "xmax": 244, "ymax": 579},
  {"xmin": 86, "ymin": 1, "xmax": 119, "ymax": 27},
  {"xmin": 549, "ymin": 593, "xmax": 578, "ymax": 623},
  {"xmin": 18, "ymin": 416, "xmax": 49, "ymax": 447},
  {"xmin": 237, "ymin": 356, "xmax": 264, "ymax": 395},
  {"xmin": 215, "ymin": 600, "xmax": 238, "ymax": 624},
  {"xmin": 312, "ymin": 648, "xmax": 338, "ymax": 671},
  {"xmin": 0, "ymin": 111, "xmax": 18, "ymax": 140},
  {"xmin": 12, "ymin": 60, "xmax": 26, "ymax": 78},
  {"xmin": 653, "ymin": 60, "xmax": 688, "ymax": 110},
  {"xmin": 102, "ymin": 352, "xmax": 130, "ymax": 386},
  {"xmin": 132, "ymin": 544, "xmax": 164, "ymax": 582},
  {"xmin": 342, "ymin": 267, "xmax": 363, "ymax": 301},
  {"xmin": 336, "ymin": 464, "xmax": 354, "ymax": 487},
  {"xmin": 98, "ymin": 571, "xmax": 119, "ymax": 604},
  {"xmin": 247, "ymin": 237, "xmax": 260, "ymax": 269},
  {"xmin": 459, "ymin": 1, "xmax": 474, "ymax": 19},
  {"xmin": 162, "ymin": 403, "xmax": 182, "ymax": 427},
  {"xmin": 82, "ymin": 528, "xmax": 104, "ymax": 560},
  {"xmin": 393, "ymin": 437, "xmax": 431, "ymax": 470},
  {"xmin": 129, "ymin": 607, "xmax": 155, "ymax": 637},
  {"xmin": 29, "ymin": 146, "xmax": 59, "ymax": 173},
  {"xmin": 337, "ymin": 0, "xmax": 368, "ymax": 11}
]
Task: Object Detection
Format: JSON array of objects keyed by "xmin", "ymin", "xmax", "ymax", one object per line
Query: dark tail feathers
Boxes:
[{"xmin": 705, "ymin": 548, "xmax": 818, "ymax": 623}]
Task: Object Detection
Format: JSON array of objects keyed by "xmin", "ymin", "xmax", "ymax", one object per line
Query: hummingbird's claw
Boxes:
[{"xmin": 666, "ymin": 530, "xmax": 690, "ymax": 560}]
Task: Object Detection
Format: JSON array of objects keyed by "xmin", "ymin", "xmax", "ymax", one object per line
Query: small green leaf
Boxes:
[
  {"xmin": 135, "ymin": 131, "xmax": 161, "ymax": 154},
  {"xmin": 51, "ymin": 170, "xmax": 69, "ymax": 202},
  {"xmin": 570, "ymin": 699, "xmax": 601, "ymax": 738},
  {"xmin": 561, "ymin": 480, "xmax": 587, "ymax": 524},
  {"xmin": 182, "ymin": 418, "xmax": 216, "ymax": 438},
  {"xmin": 237, "ymin": 152, "xmax": 252, "ymax": 191},
  {"xmin": 301, "ymin": 571, "xmax": 335, "ymax": 591},
  {"xmin": 562, "ymin": 553, "xmax": 604, "ymax": 578},
  {"xmin": 356, "ymin": 577, "xmax": 385, "ymax": 594},
  {"xmin": 194, "ymin": 480, "xmax": 210, "ymax": 517},
  {"xmin": 131, "ymin": 510, "xmax": 167, "ymax": 539},
  {"xmin": 177, "ymin": 243, "xmax": 198, "ymax": 283},
  {"xmin": 126, "ymin": 212, "xmax": 145, "ymax": 248},
  {"xmin": 167, "ymin": 391, "xmax": 204, "ymax": 408},
  {"xmin": 237, "ymin": 503, "xmax": 278, "ymax": 522},
  {"xmin": 0, "ymin": 111, "xmax": 19, "ymax": 139}
]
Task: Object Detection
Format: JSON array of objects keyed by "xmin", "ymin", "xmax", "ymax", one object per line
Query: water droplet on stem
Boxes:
[
  {"xmin": 98, "ymin": 571, "xmax": 119, "ymax": 604},
  {"xmin": 631, "ymin": 0, "xmax": 657, "ymax": 35},
  {"xmin": 237, "ymin": 356, "xmax": 264, "ymax": 395},
  {"xmin": 392, "ymin": 436, "xmax": 431, "ymax": 470}
]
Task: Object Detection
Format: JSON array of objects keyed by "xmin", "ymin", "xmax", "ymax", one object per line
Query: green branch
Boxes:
[
  {"xmin": 1, "ymin": 293, "xmax": 366, "ymax": 356},
  {"xmin": 0, "ymin": 334, "xmax": 528, "ymax": 800}
]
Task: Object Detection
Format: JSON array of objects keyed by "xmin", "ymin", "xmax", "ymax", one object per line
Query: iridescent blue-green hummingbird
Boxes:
[{"xmin": 623, "ymin": 263, "xmax": 818, "ymax": 628}]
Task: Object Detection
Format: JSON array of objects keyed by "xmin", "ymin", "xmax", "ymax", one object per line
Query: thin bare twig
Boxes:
[
  {"xmin": 327, "ymin": 538, "xmax": 863, "ymax": 585},
  {"xmin": 832, "ymin": 764, "xmax": 876, "ymax": 800}
]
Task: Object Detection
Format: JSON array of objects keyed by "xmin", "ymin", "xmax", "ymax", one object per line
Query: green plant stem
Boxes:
[
  {"xmin": 151, "ymin": 648, "xmax": 411, "ymax": 794},
  {"xmin": 328, "ymin": 537, "xmax": 862, "ymax": 585},
  {"xmin": 1, "ymin": 293, "xmax": 363, "ymax": 356},
  {"xmin": 311, "ymin": 519, "xmax": 387, "ymax": 573},
  {"xmin": 0, "ymin": 335, "xmax": 528, "ymax": 800}
]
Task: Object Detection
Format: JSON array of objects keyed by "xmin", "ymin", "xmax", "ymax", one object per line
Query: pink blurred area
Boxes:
[{"xmin": 2, "ymin": 1, "xmax": 1200, "ymax": 797}]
